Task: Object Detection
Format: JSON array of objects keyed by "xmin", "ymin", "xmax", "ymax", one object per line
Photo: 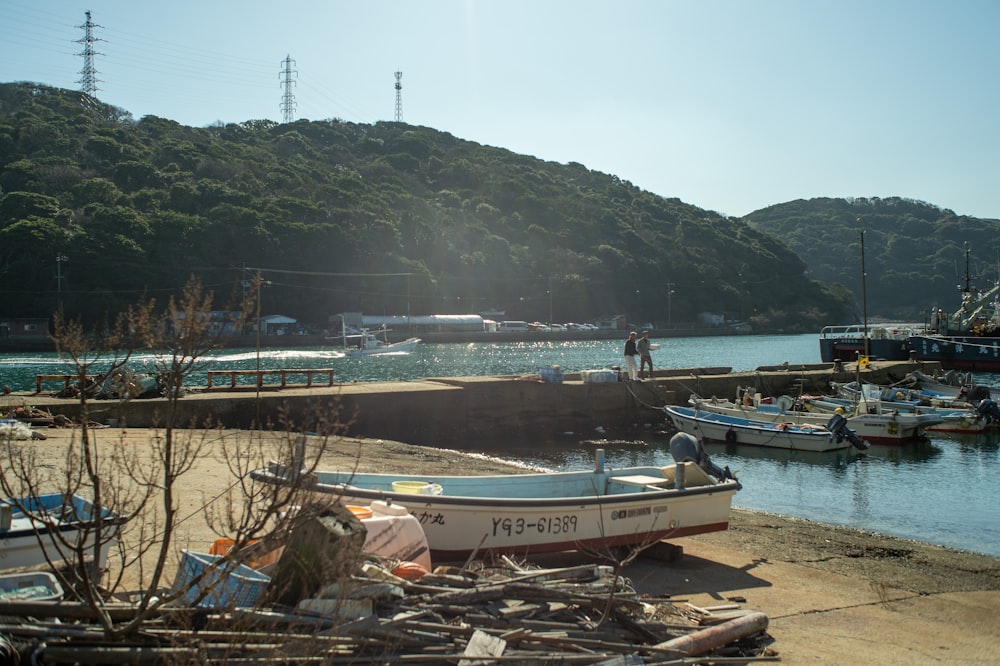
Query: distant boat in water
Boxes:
[{"xmin": 906, "ymin": 246, "xmax": 1000, "ymax": 371}]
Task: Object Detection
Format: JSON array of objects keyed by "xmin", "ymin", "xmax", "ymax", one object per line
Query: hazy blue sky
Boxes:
[{"xmin": 2, "ymin": 1, "xmax": 998, "ymax": 219}]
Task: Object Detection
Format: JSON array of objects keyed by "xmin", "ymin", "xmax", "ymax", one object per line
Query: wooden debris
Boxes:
[{"xmin": 0, "ymin": 558, "xmax": 775, "ymax": 663}]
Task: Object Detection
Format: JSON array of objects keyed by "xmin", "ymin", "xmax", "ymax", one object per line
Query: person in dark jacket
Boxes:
[{"xmin": 623, "ymin": 331, "xmax": 639, "ymax": 381}]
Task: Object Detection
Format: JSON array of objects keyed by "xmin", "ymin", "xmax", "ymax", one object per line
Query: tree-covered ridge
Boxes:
[
  {"xmin": 0, "ymin": 82, "xmax": 850, "ymax": 331},
  {"xmin": 742, "ymin": 197, "xmax": 1000, "ymax": 321}
]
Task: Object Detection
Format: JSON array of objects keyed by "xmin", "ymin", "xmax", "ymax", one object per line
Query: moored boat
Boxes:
[
  {"xmin": 906, "ymin": 246, "xmax": 1000, "ymax": 371},
  {"xmin": 799, "ymin": 392, "xmax": 948, "ymax": 440},
  {"xmin": 664, "ymin": 404, "xmax": 860, "ymax": 452},
  {"xmin": 819, "ymin": 323, "xmax": 925, "ymax": 363},
  {"xmin": 251, "ymin": 450, "xmax": 741, "ymax": 561},
  {"xmin": 687, "ymin": 395, "xmax": 930, "ymax": 445}
]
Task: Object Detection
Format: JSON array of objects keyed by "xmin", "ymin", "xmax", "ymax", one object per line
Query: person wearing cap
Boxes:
[
  {"xmin": 623, "ymin": 331, "xmax": 639, "ymax": 381},
  {"xmin": 637, "ymin": 330, "xmax": 653, "ymax": 379}
]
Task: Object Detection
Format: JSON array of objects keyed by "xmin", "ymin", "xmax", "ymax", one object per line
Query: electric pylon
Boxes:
[
  {"xmin": 75, "ymin": 10, "xmax": 104, "ymax": 97},
  {"xmin": 394, "ymin": 71, "xmax": 403, "ymax": 122},
  {"xmin": 280, "ymin": 55, "xmax": 298, "ymax": 123}
]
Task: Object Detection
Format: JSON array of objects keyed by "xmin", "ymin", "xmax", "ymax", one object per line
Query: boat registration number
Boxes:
[{"xmin": 491, "ymin": 515, "xmax": 579, "ymax": 537}]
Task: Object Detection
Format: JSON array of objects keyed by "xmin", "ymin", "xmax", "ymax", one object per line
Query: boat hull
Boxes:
[
  {"xmin": 349, "ymin": 337, "xmax": 421, "ymax": 356},
  {"xmin": 0, "ymin": 494, "xmax": 118, "ymax": 572},
  {"xmin": 907, "ymin": 335, "xmax": 1000, "ymax": 371},
  {"xmin": 253, "ymin": 464, "xmax": 740, "ymax": 561},
  {"xmin": 687, "ymin": 398, "xmax": 932, "ymax": 445},
  {"xmin": 819, "ymin": 336, "xmax": 909, "ymax": 363},
  {"xmin": 666, "ymin": 405, "xmax": 846, "ymax": 452}
]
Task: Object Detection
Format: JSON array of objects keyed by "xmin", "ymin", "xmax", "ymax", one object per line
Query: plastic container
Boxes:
[
  {"xmin": 0, "ymin": 572, "xmax": 63, "ymax": 601},
  {"xmin": 539, "ymin": 366, "xmax": 564, "ymax": 383},
  {"xmin": 173, "ymin": 549, "xmax": 270, "ymax": 608},
  {"xmin": 582, "ymin": 369, "xmax": 619, "ymax": 384},
  {"xmin": 391, "ymin": 480, "xmax": 443, "ymax": 495},
  {"xmin": 362, "ymin": 504, "xmax": 432, "ymax": 570},
  {"xmin": 346, "ymin": 505, "xmax": 373, "ymax": 520}
]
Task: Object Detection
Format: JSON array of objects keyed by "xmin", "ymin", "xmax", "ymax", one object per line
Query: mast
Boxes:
[{"xmin": 860, "ymin": 228, "xmax": 869, "ymax": 359}]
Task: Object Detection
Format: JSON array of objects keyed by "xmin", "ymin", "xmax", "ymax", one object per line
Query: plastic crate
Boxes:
[
  {"xmin": 173, "ymin": 549, "xmax": 270, "ymax": 608},
  {"xmin": 0, "ymin": 572, "xmax": 63, "ymax": 601}
]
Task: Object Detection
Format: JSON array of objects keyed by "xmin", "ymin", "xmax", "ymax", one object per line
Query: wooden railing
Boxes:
[
  {"xmin": 206, "ymin": 369, "xmax": 335, "ymax": 389},
  {"xmin": 35, "ymin": 375, "xmax": 98, "ymax": 393}
]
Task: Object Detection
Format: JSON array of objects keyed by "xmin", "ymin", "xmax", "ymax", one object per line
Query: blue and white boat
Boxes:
[
  {"xmin": 664, "ymin": 405, "xmax": 863, "ymax": 452},
  {"xmin": 0, "ymin": 493, "xmax": 119, "ymax": 572}
]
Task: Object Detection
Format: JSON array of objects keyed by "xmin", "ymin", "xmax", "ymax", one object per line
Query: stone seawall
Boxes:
[{"xmin": 13, "ymin": 361, "xmax": 935, "ymax": 449}]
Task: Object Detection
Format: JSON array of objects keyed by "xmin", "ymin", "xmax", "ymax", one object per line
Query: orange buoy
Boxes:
[{"xmin": 391, "ymin": 561, "xmax": 430, "ymax": 580}]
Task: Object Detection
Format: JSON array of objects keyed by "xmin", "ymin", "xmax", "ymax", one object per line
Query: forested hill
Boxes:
[
  {"xmin": 742, "ymin": 197, "xmax": 1000, "ymax": 322},
  {"xmin": 0, "ymin": 82, "xmax": 850, "ymax": 332}
]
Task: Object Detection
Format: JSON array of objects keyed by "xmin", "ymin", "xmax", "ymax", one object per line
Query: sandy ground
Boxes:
[{"xmin": 8, "ymin": 426, "xmax": 1000, "ymax": 664}]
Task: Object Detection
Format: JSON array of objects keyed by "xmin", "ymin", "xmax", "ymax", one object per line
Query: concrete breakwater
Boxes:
[{"xmin": 14, "ymin": 361, "xmax": 934, "ymax": 449}]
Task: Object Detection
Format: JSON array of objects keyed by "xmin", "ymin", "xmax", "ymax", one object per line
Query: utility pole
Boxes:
[
  {"xmin": 56, "ymin": 255, "xmax": 68, "ymax": 310},
  {"xmin": 75, "ymin": 11, "xmax": 103, "ymax": 97},
  {"xmin": 280, "ymin": 55, "xmax": 297, "ymax": 123},
  {"xmin": 394, "ymin": 71, "xmax": 403, "ymax": 122},
  {"xmin": 859, "ymin": 225, "xmax": 869, "ymax": 359},
  {"xmin": 548, "ymin": 277, "xmax": 553, "ymax": 325},
  {"xmin": 666, "ymin": 280, "xmax": 675, "ymax": 329}
]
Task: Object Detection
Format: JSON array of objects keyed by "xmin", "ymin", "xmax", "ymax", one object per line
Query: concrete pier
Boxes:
[{"xmin": 11, "ymin": 361, "xmax": 937, "ymax": 449}]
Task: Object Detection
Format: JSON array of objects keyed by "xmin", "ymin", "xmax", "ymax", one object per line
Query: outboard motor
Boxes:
[
  {"xmin": 976, "ymin": 398, "xmax": 1000, "ymax": 424},
  {"xmin": 669, "ymin": 432, "xmax": 737, "ymax": 482},
  {"xmin": 826, "ymin": 413, "xmax": 869, "ymax": 451}
]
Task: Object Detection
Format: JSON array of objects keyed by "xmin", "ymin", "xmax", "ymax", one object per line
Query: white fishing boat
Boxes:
[
  {"xmin": 343, "ymin": 328, "xmax": 420, "ymax": 356},
  {"xmin": 251, "ymin": 447, "xmax": 741, "ymax": 561},
  {"xmin": 814, "ymin": 385, "xmax": 990, "ymax": 436},
  {"xmin": 0, "ymin": 493, "xmax": 119, "ymax": 572},
  {"xmin": 664, "ymin": 405, "xmax": 862, "ymax": 452}
]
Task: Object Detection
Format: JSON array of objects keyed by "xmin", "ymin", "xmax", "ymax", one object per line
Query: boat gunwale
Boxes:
[
  {"xmin": 251, "ymin": 468, "xmax": 741, "ymax": 507},
  {"xmin": 666, "ymin": 405, "xmax": 835, "ymax": 437}
]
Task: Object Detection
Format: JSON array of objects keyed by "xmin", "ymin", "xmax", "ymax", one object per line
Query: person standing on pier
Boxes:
[
  {"xmin": 623, "ymin": 331, "xmax": 639, "ymax": 381},
  {"xmin": 637, "ymin": 330, "xmax": 653, "ymax": 379}
]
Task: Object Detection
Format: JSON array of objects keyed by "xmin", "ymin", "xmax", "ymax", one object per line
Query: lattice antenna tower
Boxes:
[
  {"xmin": 280, "ymin": 55, "xmax": 298, "ymax": 123},
  {"xmin": 75, "ymin": 10, "xmax": 104, "ymax": 97},
  {"xmin": 394, "ymin": 71, "xmax": 403, "ymax": 122}
]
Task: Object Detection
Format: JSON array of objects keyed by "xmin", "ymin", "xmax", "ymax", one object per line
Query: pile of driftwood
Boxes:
[
  {"xmin": 0, "ymin": 505, "xmax": 776, "ymax": 663},
  {"xmin": 0, "ymin": 556, "xmax": 775, "ymax": 665}
]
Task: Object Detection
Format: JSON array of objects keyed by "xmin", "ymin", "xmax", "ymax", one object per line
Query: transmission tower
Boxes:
[
  {"xmin": 394, "ymin": 71, "xmax": 403, "ymax": 122},
  {"xmin": 75, "ymin": 10, "xmax": 104, "ymax": 97},
  {"xmin": 280, "ymin": 55, "xmax": 298, "ymax": 123}
]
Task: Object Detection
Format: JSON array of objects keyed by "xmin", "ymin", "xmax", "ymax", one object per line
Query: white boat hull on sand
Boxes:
[
  {"xmin": 252, "ymin": 462, "xmax": 740, "ymax": 561},
  {"xmin": 0, "ymin": 493, "xmax": 118, "ymax": 572}
]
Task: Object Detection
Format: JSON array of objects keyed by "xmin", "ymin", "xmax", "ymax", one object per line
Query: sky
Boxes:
[{"xmin": 2, "ymin": 0, "xmax": 999, "ymax": 220}]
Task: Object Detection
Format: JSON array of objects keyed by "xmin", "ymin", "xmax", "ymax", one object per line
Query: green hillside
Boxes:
[
  {"xmin": 0, "ymin": 82, "xmax": 851, "ymax": 332},
  {"xmin": 743, "ymin": 197, "xmax": 1000, "ymax": 322}
]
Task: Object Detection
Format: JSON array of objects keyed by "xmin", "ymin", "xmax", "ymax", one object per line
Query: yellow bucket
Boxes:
[{"xmin": 392, "ymin": 480, "xmax": 442, "ymax": 495}]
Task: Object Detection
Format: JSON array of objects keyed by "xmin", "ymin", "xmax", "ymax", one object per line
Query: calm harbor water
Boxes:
[{"xmin": 1, "ymin": 333, "xmax": 997, "ymax": 557}]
